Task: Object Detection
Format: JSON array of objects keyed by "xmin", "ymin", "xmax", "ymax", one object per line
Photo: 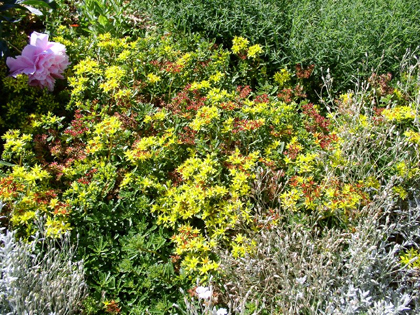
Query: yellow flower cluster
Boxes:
[
  {"xmin": 125, "ymin": 129, "xmax": 176, "ymax": 163},
  {"xmin": 144, "ymin": 109, "xmax": 167, "ymax": 123},
  {"xmin": 247, "ymin": 44, "xmax": 263, "ymax": 58},
  {"xmin": 0, "ymin": 163, "xmax": 72, "ymax": 237},
  {"xmin": 273, "ymin": 68, "xmax": 291, "ymax": 87},
  {"xmin": 400, "ymin": 248, "xmax": 420, "ymax": 269},
  {"xmin": 189, "ymin": 80, "xmax": 211, "ymax": 90},
  {"xmin": 147, "ymin": 73, "xmax": 161, "ymax": 84},
  {"xmin": 3, "ymin": 74, "xmax": 29, "ymax": 93},
  {"xmin": 151, "ymin": 151, "xmax": 260, "ymax": 275},
  {"xmin": 100, "ymin": 66, "xmax": 126, "ymax": 93},
  {"xmin": 86, "ymin": 116, "xmax": 123, "ymax": 155},
  {"xmin": 74, "ymin": 57, "xmax": 102, "ymax": 76},
  {"xmin": 2, "ymin": 130, "xmax": 33, "ymax": 164},
  {"xmin": 404, "ymin": 129, "xmax": 420, "ymax": 144},
  {"xmin": 206, "ymin": 88, "xmax": 235, "ymax": 105},
  {"xmin": 280, "ymin": 174, "xmax": 368, "ymax": 216},
  {"xmin": 190, "ymin": 106, "xmax": 219, "ymax": 131},
  {"xmin": 231, "ymin": 233, "xmax": 257, "ymax": 258},
  {"xmin": 382, "ymin": 105, "xmax": 416, "ymax": 122},
  {"xmin": 395, "ymin": 160, "xmax": 419, "ymax": 179},
  {"xmin": 232, "ymin": 36, "xmax": 249, "ymax": 54},
  {"xmin": 232, "ymin": 36, "xmax": 262, "ymax": 58}
]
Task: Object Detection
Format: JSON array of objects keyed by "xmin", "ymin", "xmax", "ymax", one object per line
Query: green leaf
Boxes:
[
  {"xmin": 98, "ymin": 14, "xmax": 108, "ymax": 27},
  {"xmin": 21, "ymin": 0, "xmax": 56, "ymax": 10},
  {"xmin": 0, "ymin": 160, "xmax": 15, "ymax": 167}
]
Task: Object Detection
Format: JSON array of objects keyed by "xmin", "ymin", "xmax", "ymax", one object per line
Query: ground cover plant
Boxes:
[{"xmin": 0, "ymin": 0, "xmax": 420, "ymax": 314}]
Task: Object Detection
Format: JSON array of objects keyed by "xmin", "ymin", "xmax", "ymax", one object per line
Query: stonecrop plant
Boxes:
[{"xmin": 1, "ymin": 1, "xmax": 420, "ymax": 312}]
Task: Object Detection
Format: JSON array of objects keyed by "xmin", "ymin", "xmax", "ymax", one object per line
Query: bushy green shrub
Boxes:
[{"xmin": 135, "ymin": 0, "xmax": 420, "ymax": 91}]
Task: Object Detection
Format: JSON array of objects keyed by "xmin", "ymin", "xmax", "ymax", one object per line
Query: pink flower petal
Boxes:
[
  {"xmin": 6, "ymin": 55, "xmax": 36, "ymax": 76},
  {"xmin": 30, "ymin": 32, "xmax": 49, "ymax": 49}
]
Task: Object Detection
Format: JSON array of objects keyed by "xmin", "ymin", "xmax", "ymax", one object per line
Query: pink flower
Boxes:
[{"xmin": 6, "ymin": 32, "xmax": 70, "ymax": 91}]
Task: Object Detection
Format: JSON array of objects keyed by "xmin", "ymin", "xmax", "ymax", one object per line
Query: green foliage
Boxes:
[
  {"xmin": 72, "ymin": 0, "xmax": 138, "ymax": 37},
  {"xmin": 288, "ymin": 0, "xmax": 420, "ymax": 90},
  {"xmin": 136, "ymin": 0, "xmax": 420, "ymax": 91},
  {"xmin": 0, "ymin": 69, "xmax": 70, "ymax": 137}
]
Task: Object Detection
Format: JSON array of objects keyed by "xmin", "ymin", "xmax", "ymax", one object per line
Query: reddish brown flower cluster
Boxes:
[
  {"xmin": 178, "ymin": 126, "xmax": 197, "ymax": 145},
  {"xmin": 168, "ymin": 169, "xmax": 183, "ymax": 186},
  {"xmin": 64, "ymin": 109, "xmax": 92, "ymax": 138},
  {"xmin": 48, "ymin": 162, "xmax": 65, "ymax": 180},
  {"xmin": 284, "ymin": 143, "xmax": 301, "ymax": 160},
  {"xmin": 232, "ymin": 118, "xmax": 264, "ymax": 134},
  {"xmin": 300, "ymin": 179, "xmax": 321, "ymax": 202},
  {"xmin": 220, "ymin": 101, "xmax": 238, "ymax": 111},
  {"xmin": 104, "ymin": 300, "xmax": 121, "ymax": 314},
  {"xmin": 114, "ymin": 112, "xmax": 139, "ymax": 130},
  {"xmin": 278, "ymin": 84, "xmax": 306, "ymax": 103},
  {"xmin": 149, "ymin": 60, "xmax": 185, "ymax": 74},
  {"xmin": 168, "ymin": 85, "xmax": 207, "ymax": 115},
  {"xmin": 254, "ymin": 93, "xmax": 269, "ymax": 104},
  {"xmin": 269, "ymin": 125, "xmax": 293, "ymax": 138},
  {"xmin": 302, "ymin": 103, "xmax": 330, "ymax": 131},
  {"xmin": 372, "ymin": 107, "xmax": 386, "ymax": 124},
  {"xmin": 170, "ymin": 254, "xmax": 181, "ymax": 273},
  {"xmin": 76, "ymin": 168, "xmax": 98, "ymax": 186},
  {"xmin": 171, "ymin": 225, "xmax": 200, "ymax": 247},
  {"xmin": 368, "ymin": 73, "xmax": 394, "ymax": 97},
  {"xmin": 301, "ymin": 103, "xmax": 337, "ymax": 149},
  {"xmin": 193, "ymin": 59, "xmax": 211, "ymax": 73},
  {"xmin": 0, "ymin": 176, "xmax": 24, "ymax": 200},
  {"xmin": 32, "ymin": 190, "xmax": 69, "ymax": 215},
  {"xmin": 237, "ymin": 85, "xmax": 252, "ymax": 99},
  {"xmin": 296, "ymin": 64, "xmax": 315, "ymax": 79}
]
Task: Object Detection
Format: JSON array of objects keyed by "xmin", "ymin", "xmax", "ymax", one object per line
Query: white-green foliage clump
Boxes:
[
  {"xmin": 217, "ymin": 197, "xmax": 420, "ymax": 314},
  {"xmin": 0, "ymin": 219, "xmax": 86, "ymax": 315}
]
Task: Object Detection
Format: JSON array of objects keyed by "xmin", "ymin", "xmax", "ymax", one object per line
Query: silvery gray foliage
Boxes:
[
  {"xmin": 0, "ymin": 224, "xmax": 86, "ymax": 315},
  {"xmin": 217, "ymin": 190, "xmax": 420, "ymax": 314}
]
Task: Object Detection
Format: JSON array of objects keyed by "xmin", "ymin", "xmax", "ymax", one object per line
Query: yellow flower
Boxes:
[
  {"xmin": 147, "ymin": 73, "xmax": 161, "ymax": 84},
  {"xmin": 400, "ymin": 248, "xmax": 420, "ymax": 268},
  {"xmin": 232, "ymin": 36, "xmax": 249, "ymax": 54},
  {"xmin": 45, "ymin": 217, "xmax": 71, "ymax": 238},
  {"xmin": 247, "ymin": 44, "xmax": 263, "ymax": 58},
  {"xmin": 74, "ymin": 57, "xmax": 102, "ymax": 76},
  {"xmin": 274, "ymin": 68, "xmax": 291, "ymax": 87},
  {"xmin": 190, "ymin": 106, "xmax": 219, "ymax": 131},
  {"xmin": 117, "ymin": 50, "xmax": 131, "ymax": 62},
  {"xmin": 209, "ymin": 71, "xmax": 224, "ymax": 83},
  {"xmin": 404, "ymin": 129, "xmax": 420, "ymax": 144},
  {"xmin": 393, "ymin": 186, "xmax": 408, "ymax": 200},
  {"xmin": 105, "ymin": 66, "xmax": 125, "ymax": 81},
  {"xmin": 382, "ymin": 106, "xmax": 416, "ymax": 122}
]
